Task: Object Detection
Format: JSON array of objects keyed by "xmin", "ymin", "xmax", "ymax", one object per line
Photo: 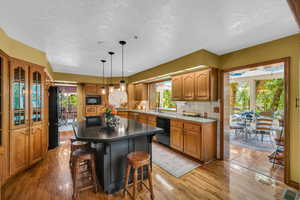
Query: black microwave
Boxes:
[{"xmin": 86, "ymin": 96, "xmax": 101, "ymax": 105}]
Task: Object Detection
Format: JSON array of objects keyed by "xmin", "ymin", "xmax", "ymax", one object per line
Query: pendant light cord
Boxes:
[
  {"xmin": 110, "ymin": 53, "xmax": 112, "ymax": 85},
  {"xmin": 102, "ymin": 62, "xmax": 105, "ymax": 84},
  {"xmin": 122, "ymin": 44, "xmax": 124, "ymax": 80}
]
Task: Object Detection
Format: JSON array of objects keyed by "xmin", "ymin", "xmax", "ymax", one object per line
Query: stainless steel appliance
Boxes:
[{"xmin": 86, "ymin": 96, "xmax": 101, "ymax": 105}]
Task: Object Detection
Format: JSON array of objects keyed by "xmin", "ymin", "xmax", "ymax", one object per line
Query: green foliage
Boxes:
[
  {"xmin": 59, "ymin": 94, "xmax": 77, "ymax": 109},
  {"xmin": 256, "ymin": 78, "xmax": 284, "ymax": 113},
  {"xmin": 162, "ymin": 90, "xmax": 176, "ymax": 109},
  {"xmin": 234, "ymin": 82, "xmax": 250, "ymax": 112}
]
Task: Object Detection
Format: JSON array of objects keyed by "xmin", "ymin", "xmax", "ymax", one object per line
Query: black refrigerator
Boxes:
[{"xmin": 48, "ymin": 86, "xmax": 59, "ymax": 149}]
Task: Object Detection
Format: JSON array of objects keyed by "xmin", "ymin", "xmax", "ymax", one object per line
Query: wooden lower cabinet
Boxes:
[
  {"xmin": 29, "ymin": 124, "xmax": 43, "ymax": 165},
  {"xmin": 183, "ymin": 130, "xmax": 201, "ymax": 159},
  {"xmin": 148, "ymin": 121, "xmax": 156, "ymax": 127},
  {"xmin": 10, "ymin": 128, "xmax": 29, "ymax": 176},
  {"xmin": 10, "ymin": 125, "xmax": 47, "ymax": 177},
  {"xmin": 42, "ymin": 123, "xmax": 49, "ymax": 156},
  {"xmin": 170, "ymin": 127, "xmax": 183, "ymax": 151},
  {"xmin": 0, "ymin": 150, "xmax": 3, "ymax": 200},
  {"xmin": 86, "ymin": 105, "xmax": 97, "ymax": 116},
  {"xmin": 116, "ymin": 111, "xmax": 128, "ymax": 118},
  {"xmin": 170, "ymin": 120, "xmax": 216, "ymax": 163},
  {"xmin": 138, "ymin": 118, "xmax": 148, "ymax": 124}
]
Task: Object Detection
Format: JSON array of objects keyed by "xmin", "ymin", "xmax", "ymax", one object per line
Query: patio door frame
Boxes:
[{"xmin": 220, "ymin": 57, "xmax": 292, "ymax": 186}]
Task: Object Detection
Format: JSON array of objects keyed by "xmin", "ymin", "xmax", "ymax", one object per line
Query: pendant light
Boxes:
[
  {"xmin": 100, "ymin": 59, "xmax": 106, "ymax": 95},
  {"xmin": 119, "ymin": 41, "xmax": 126, "ymax": 92},
  {"xmin": 108, "ymin": 51, "xmax": 115, "ymax": 93}
]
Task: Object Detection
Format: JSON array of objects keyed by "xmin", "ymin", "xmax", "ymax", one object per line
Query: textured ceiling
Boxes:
[{"xmin": 0, "ymin": 0, "xmax": 298, "ymax": 77}]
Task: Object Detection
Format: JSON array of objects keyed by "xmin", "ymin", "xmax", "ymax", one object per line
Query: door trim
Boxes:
[{"xmin": 220, "ymin": 57, "xmax": 293, "ymax": 186}]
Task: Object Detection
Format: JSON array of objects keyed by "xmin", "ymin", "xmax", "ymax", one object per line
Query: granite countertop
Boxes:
[
  {"xmin": 120, "ymin": 109, "xmax": 217, "ymax": 123},
  {"xmin": 74, "ymin": 116, "xmax": 163, "ymax": 143}
]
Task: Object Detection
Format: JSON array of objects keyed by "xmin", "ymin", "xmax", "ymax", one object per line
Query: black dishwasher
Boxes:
[{"xmin": 156, "ymin": 117, "xmax": 170, "ymax": 146}]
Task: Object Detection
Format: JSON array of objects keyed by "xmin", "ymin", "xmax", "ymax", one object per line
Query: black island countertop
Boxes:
[
  {"xmin": 73, "ymin": 116, "xmax": 163, "ymax": 143},
  {"xmin": 73, "ymin": 116, "xmax": 163, "ymax": 194}
]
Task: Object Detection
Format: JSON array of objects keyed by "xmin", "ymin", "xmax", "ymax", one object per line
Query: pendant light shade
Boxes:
[
  {"xmin": 119, "ymin": 40, "xmax": 127, "ymax": 92},
  {"xmin": 108, "ymin": 51, "xmax": 115, "ymax": 93},
  {"xmin": 100, "ymin": 59, "xmax": 106, "ymax": 95}
]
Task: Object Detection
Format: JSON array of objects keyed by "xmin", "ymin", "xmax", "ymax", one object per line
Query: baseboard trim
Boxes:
[{"xmin": 287, "ymin": 180, "xmax": 300, "ymax": 189}]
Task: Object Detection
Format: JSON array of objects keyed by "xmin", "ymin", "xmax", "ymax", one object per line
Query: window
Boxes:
[{"xmin": 152, "ymin": 80, "xmax": 176, "ymax": 111}]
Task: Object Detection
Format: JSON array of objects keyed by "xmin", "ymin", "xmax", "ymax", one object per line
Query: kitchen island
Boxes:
[{"xmin": 73, "ymin": 116, "xmax": 163, "ymax": 194}]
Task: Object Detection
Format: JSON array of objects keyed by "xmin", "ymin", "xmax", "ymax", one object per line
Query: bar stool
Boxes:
[
  {"xmin": 123, "ymin": 152, "xmax": 154, "ymax": 200},
  {"xmin": 70, "ymin": 140, "xmax": 90, "ymax": 168},
  {"xmin": 71, "ymin": 149, "xmax": 98, "ymax": 200}
]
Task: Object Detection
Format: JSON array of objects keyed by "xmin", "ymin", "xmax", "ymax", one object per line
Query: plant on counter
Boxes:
[{"xmin": 104, "ymin": 105, "xmax": 119, "ymax": 129}]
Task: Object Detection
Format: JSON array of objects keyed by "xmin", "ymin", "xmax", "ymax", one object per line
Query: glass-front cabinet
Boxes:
[
  {"xmin": 31, "ymin": 71, "xmax": 43, "ymax": 123},
  {"xmin": 10, "ymin": 60, "xmax": 29, "ymax": 129}
]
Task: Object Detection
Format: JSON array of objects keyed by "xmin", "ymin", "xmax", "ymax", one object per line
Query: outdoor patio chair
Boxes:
[{"xmin": 255, "ymin": 115, "xmax": 274, "ymax": 143}]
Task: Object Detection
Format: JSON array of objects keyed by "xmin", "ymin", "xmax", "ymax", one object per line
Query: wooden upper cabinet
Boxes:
[
  {"xmin": 195, "ymin": 68, "xmax": 218, "ymax": 101},
  {"xmin": 171, "ymin": 68, "xmax": 218, "ymax": 101},
  {"xmin": 85, "ymin": 84, "xmax": 98, "ymax": 95},
  {"xmin": 29, "ymin": 65, "xmax": 45, "ymax": 125},
  {"xmin": 10, "ymin": 59, "xmax": 29, "ymax": 129},
  {"xmin": 171, "ymin": 75, "xmax": 182, "ymax": 100},
  {"xmin": 182, "ymin": 72, "xmax": 195, "ymax": 100},
  {"xmin": 134, "ymin": 84, "xmax": 148, "ymax": 101},
  {"xmin": 194, "ymin": 69, "xmax": 210, "ymax": 101}
]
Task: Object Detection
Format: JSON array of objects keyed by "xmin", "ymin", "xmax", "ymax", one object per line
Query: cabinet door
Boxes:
[
  {"xmin": 183, "ymin": 130, "xmax": 201, "ymax": 159},
  {"xmin": 10, "ymin": 128, "xmax": 29, "ymax": 176},
  {"xmin": 134, "ymin": 84, "xmax": 148, "ymax": 101},
  {"xmin": 0, "ymin": 151, "xmax": 4, "ymax": 188},
  {"xmin": 138, "ymin": 118, "xmax": 148, "ymax": 124},
  {"xmin": 117, "ymin": 111, "xmax": 128, "ymax": 118},
  {"xmin": 85, "ymin": 84, "xmax": 97, "ymax": 95},
  {"xmin": 182, "ymin": 72, "xmax": 195, "ymax": 100},
  {"xmin": 171, "ymin": 75, "xmax": 182, "ymax": 100},
  {"xmin": 195, "ymin": 70, "xmax": 210, "ymax": 101},
  {"xmin": 10, "ymin": 60, "xmax": 29, "ymax": 129},
  {"xmin": 30, "ymin": 65, "xmax": 45, "ymax": 125},
  {"xmin": 29, "ymin": 125, "xmax": 43, "ymax": 164},
  {"xmin": 134, "ymin": 84, "xmax": 141, "ymax": 100},
  {"xmin": 171, "ymin": 127, "xmax": 183, "ymax": 151},
  {"xmin": 42, "ymin": 123, "xmax": 48, "ymax": 156},
  {"xmin": 86, "ymin": 105, "xmax": 97, "ymax": 116}
]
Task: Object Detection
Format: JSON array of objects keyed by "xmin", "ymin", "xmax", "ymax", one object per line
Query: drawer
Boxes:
[
  {"xmin": 184, "ymin": 122, "xmax": 201, "ymax": 132},
  {"xmin": 138, "ymin": 114, "xmax": 148, "ymax": 120},
  {"xmin": 128, "ymin": 112, "xmax": 139, "ymax": 120},
  {"xmin": 86, "ymin": 106, "xmax": 97, "ymax": 116},
  {"xmin": 117, "ymin": 111, "xmax": 128, "ymax": 117},
  {"xmin": 148, "ymin": 115, "xmax": 156, "ymax": 122},
  {"xmin": 171, "ymin": 120, "xmax": 183, "ymax": 128},
  {"xmin": 138, "ymin": 118, "xmax": 148, "ymax": 124}
]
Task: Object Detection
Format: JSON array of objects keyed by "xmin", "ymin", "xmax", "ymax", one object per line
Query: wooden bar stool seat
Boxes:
[
  {"xmin": 123, "ymin": 152, "xmax": 154, "ymax": 200},
  {"xmin": 71, "ymin": 149, "xmax": 98, "ymax": 200}
]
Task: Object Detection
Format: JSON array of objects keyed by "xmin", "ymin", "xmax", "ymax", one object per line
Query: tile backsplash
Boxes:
[{"xmin": 176, "ymin": 101, "xmax": 220, "ymax": 120}]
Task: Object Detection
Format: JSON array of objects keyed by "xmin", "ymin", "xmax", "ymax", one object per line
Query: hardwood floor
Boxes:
[
  {"xmin": 230, "ymin": 144, "xmax": 284, "ymax": 182},
  {"xmin": 2, "ymin": 131, "xmax": 294, "ymax": 200}
]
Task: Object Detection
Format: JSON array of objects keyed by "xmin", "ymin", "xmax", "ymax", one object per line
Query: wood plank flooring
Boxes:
[
  {"xmin": 2, "ymin": 131, "xmax": 294, "ymax": 200},
  {"xmin": 230, "ymin": 145, "xmax": 284, "ymax": 182}
]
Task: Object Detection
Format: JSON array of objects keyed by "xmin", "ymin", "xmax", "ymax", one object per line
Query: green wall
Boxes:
[{"xmin": 0, "ymin": 26, "xmax": 299, "ymax": 183}]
